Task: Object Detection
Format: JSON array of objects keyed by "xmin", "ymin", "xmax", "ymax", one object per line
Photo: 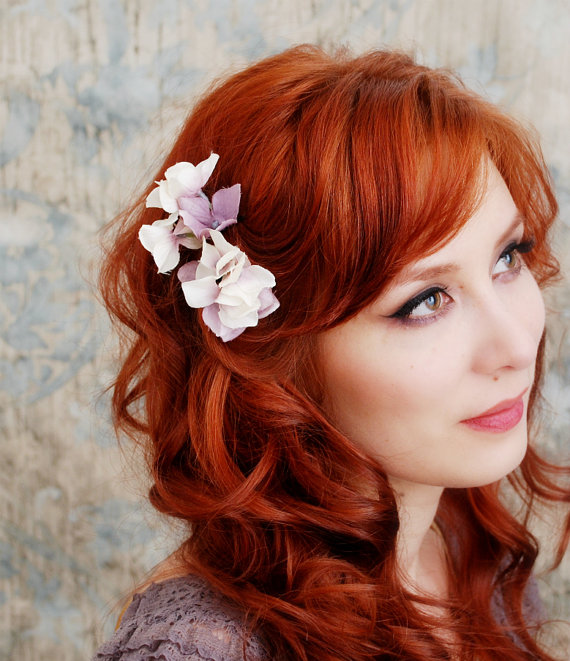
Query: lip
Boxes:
[{"xmin": 461, "ymin": 389, "xmax": 528, "ymax": 433}]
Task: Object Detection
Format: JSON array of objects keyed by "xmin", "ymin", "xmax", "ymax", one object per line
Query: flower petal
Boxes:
[
  {"xmin": 178, "ymin": 235, "xmax": 201, "ymax": 250},
  {"xmin": 240, "ymin": 264, "xmax": 276, "ymax": 290},
  {"xmin": 181, "ymin": 274, "xmax": 219, "ymax": 308},
  {"xmin": 257, "ymin": 288, "xmax": 280, "ymax": 318},
  {"xmin": 164, "ymin": 162, "xmax": 200, "ymax": 197},
  {"xmin": 145, "ymin": 186, "xmax": 162, "ymax": 209},
  {"xmin": 138, "ymin": 221, "xmax": 171, "ymax": 250},
  {"xmin": 172, "ymin": 219, "xmax": 201, "ymax": 249},
  {"xmin": 216, "ymin": 247, "xmax": 245, "ymax": 281},
  {"xmin": 153, "ymin": 239, "xmax": 182, "ymax": 273},
  {"xmin": 194, "ymin": 153, "xmax": 219, "ymax": 188},
  {"xmin": 154, "ymin": 213, "xmax": 179, "ymax": 228},
  {"xmin": 217, "ymin": 281, "xmax": 259, "ymax": 308},
  {"xmin": 177, "ymin": 261, "xmax": 198, "ymax": 282},
  {"xmin": 208, "ymin": 230, "xmax": 248, "ymax": 282},
  {"xmin": 178, "ymin": 196, "xmax": 213, "ymax": 237},
  {"xmin": 201, "ymin": 303, "xmax": 223, "ymax": 335},
  {"xmin": 159, "ymin": 180, "xmax": 181, "ymax": 214},
  {"xmin": 211, "ymin": 184, "xmax": 241, "ymax": 224},
  {"xmin": 213, "ymin": 216, "xmax": 238, "ymax": 233},
  {"xmin": 139, "ymin": 222, "xmax": 192, "ymax": 273},
  {"xmin": 209, "ymin": 228, "xmax": 236, "ymax": 254},
  {"xmin": 164, "ymin": 162, "xmax": 192, "ymax": 179},
  {"xmin": 218, "ymin": 303, "xmax": 260, "ymax": 329},
  {"xmin": 199, "ymin": 238, "xmax": 223, "ymax": 272},
  {"xmin": 170, "ymin": 154, "xmax": 219, "ymax": 196},
  {"xmin": 202, "ymin": 304, "xmax": 244, "ymax": 341}
]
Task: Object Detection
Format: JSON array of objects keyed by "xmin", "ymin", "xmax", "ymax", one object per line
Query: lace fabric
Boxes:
[
  {"xmin": 92, "ymin": 570, "xmax": 543, "ymax": 660},
  {"xmin": 92, "ymin": 574, "xmax": 269, "ymax": 661}
]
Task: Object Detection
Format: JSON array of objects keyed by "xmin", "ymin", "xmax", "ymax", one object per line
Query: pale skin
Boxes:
[{"xmin": 319, "ymin": 163, "xmax": 545, "ymax": 599}]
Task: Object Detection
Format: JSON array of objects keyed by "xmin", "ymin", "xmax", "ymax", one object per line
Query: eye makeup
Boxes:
[
  {"xmin": 389, "ymin": 286, "xmax": 450, "ymax": 320},
  {"xmin": 387, "ymin": 237, "xmax": 536, "ymax": 325},
  {"xmin": 495, "ymin": 239, "xmax": 535, "ymax": 275}
]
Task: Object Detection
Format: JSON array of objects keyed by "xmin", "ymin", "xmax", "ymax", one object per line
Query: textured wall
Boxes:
[{"xmin": 1, "ymin": 1, "xmax": 568, "ymax": 659}]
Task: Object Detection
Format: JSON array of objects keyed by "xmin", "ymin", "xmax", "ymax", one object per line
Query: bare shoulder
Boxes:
[{"xmin": 91, "ymin": 574, "xmax": 269, "ymax": 661}]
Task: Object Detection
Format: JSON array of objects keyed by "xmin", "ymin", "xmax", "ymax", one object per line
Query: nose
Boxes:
[{"xmin": 470, "ymin": 288, "xmax": 544, "ymax": 375}]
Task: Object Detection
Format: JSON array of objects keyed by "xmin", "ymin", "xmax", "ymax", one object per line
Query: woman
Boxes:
[{"xmin": 93, "ymin": 45, "xmax": 569, "ymax": 660}]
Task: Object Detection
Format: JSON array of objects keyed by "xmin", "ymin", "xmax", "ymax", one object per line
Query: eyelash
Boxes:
[
  {"xmin": 499, "ymin": 239, "xmax": 534, "ymax": 271},
  {"xmin": 390, "ymin": 286, "xmax": 450, "ymax": 321},
  {"xmin": 390, "ymin": 239, "xmax": 535, "ymax": 325}
]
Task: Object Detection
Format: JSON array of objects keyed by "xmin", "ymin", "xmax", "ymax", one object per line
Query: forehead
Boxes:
[{"xmin": 390, "ymin": 165, "xmax": 519, "ymax": 286}]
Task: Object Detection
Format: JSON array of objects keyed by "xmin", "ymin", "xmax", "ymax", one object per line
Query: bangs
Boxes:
[
  {"xmin": 272, "ymin": 60, "xmax": 559, "ymax": 329},
  {"xmin": 139, "ymin": 46, "xmax": 558, "ymax": 340}
]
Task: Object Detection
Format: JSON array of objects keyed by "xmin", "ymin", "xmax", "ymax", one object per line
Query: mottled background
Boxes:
[{"xmin": 1, "ymin": 0, "xmax": 569, "ymax": 659}]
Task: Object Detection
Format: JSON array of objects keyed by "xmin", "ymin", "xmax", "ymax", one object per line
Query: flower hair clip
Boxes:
[{"xmin": 138, "ymin": 154, "xmax": 279, "ymax": 342}]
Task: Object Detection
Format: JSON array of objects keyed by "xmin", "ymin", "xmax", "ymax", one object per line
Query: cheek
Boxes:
[
  {"xmin": 531, "ymin": 283, "xmax": 546, "ymax": 341},
  {"xmin": 320, "ymin": 330, "xmax": 455, "ymax": 449},
  {"xmin": 516, "ymin": 274, "xmax": 545, "ymax": 347}
]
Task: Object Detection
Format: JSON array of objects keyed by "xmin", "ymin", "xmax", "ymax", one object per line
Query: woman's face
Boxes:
[{"xmin": 319, "ymin": 165, "xmax": 545, "ymax": 489}]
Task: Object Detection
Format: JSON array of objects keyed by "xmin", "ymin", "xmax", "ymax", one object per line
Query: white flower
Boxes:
[
  {"xmin": 138, "ymin": 155, "xmax": 280, "ymax": 341},
  {"xmin": 139, "ymin": 216, "xmax": 201, "ymax": 273},
  {"xmin": 178, "ymin": 230, "xmax": 279, "ymax": 342},
  {"xmin": 145, "ymin": 153, "xmax": 219, "ymax": 215}
]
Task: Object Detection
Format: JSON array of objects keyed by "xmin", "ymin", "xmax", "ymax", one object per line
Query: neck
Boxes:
[{"xmin": 390, "ymin": 478, "xmax": 445, "ymax": 593}]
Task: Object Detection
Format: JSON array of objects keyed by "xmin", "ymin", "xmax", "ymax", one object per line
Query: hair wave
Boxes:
[{"xmin": 100, "ymin": 45, "xmax": 570, "ymax": 660}]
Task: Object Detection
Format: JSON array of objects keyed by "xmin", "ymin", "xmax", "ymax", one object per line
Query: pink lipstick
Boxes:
[{"xmin": 461, "ymin": 393, "xmax": 526, "ymax": 433}]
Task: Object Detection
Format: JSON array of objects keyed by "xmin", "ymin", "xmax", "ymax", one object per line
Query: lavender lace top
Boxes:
[
  {"xmin": 92, "ymin": 572, "xmax": 543, "ymax": 660},
  {"xmin": 92, "ymin": 574, "xmax": 269, "ymax": 661}
]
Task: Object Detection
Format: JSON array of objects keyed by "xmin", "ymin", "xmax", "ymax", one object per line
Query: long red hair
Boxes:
[{"xmin": 100, "ymin": 45, "xmax": 569, "ymax": 660}]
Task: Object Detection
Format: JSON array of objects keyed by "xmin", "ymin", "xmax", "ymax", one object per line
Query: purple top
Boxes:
[
  {"xmin": 92, "ymin": 574, "xmax": 269, "ymax": 661},
  {"xmin": 92, "ymin": 573, "xmax": 543, "ymax": 660}
]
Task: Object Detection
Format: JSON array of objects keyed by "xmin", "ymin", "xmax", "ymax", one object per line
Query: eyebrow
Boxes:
[{"xmin": 396, "ymin": 213, "xmax": 526, "ymax": 286}]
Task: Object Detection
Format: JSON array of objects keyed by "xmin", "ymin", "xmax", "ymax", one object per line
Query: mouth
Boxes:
[{"xmin": 461, "ymin": 389, "xmax": 528, "ymax": 433}]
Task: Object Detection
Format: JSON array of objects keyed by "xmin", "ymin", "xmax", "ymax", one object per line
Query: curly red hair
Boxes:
[{"xmin": 100, "ymin": 45, "xmax": 569, "ymax": 660}]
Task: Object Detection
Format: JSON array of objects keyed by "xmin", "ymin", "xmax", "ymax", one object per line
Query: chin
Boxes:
[
  {"xmin": 437, "ymin": 425, "xmax": 529, "ymax": 489},
  {"xmin": 467, "ymin": 432, "xmax": 529, "ymax": 487}
]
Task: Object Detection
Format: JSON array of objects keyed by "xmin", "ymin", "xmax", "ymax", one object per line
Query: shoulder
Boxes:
[
  {"xmin": 491, "ymin": 572, "xmax": 545, "ymax": 626},
  {"xmin": 92, "ymin": 574, "xmax": 269, "ymax": 661}
]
